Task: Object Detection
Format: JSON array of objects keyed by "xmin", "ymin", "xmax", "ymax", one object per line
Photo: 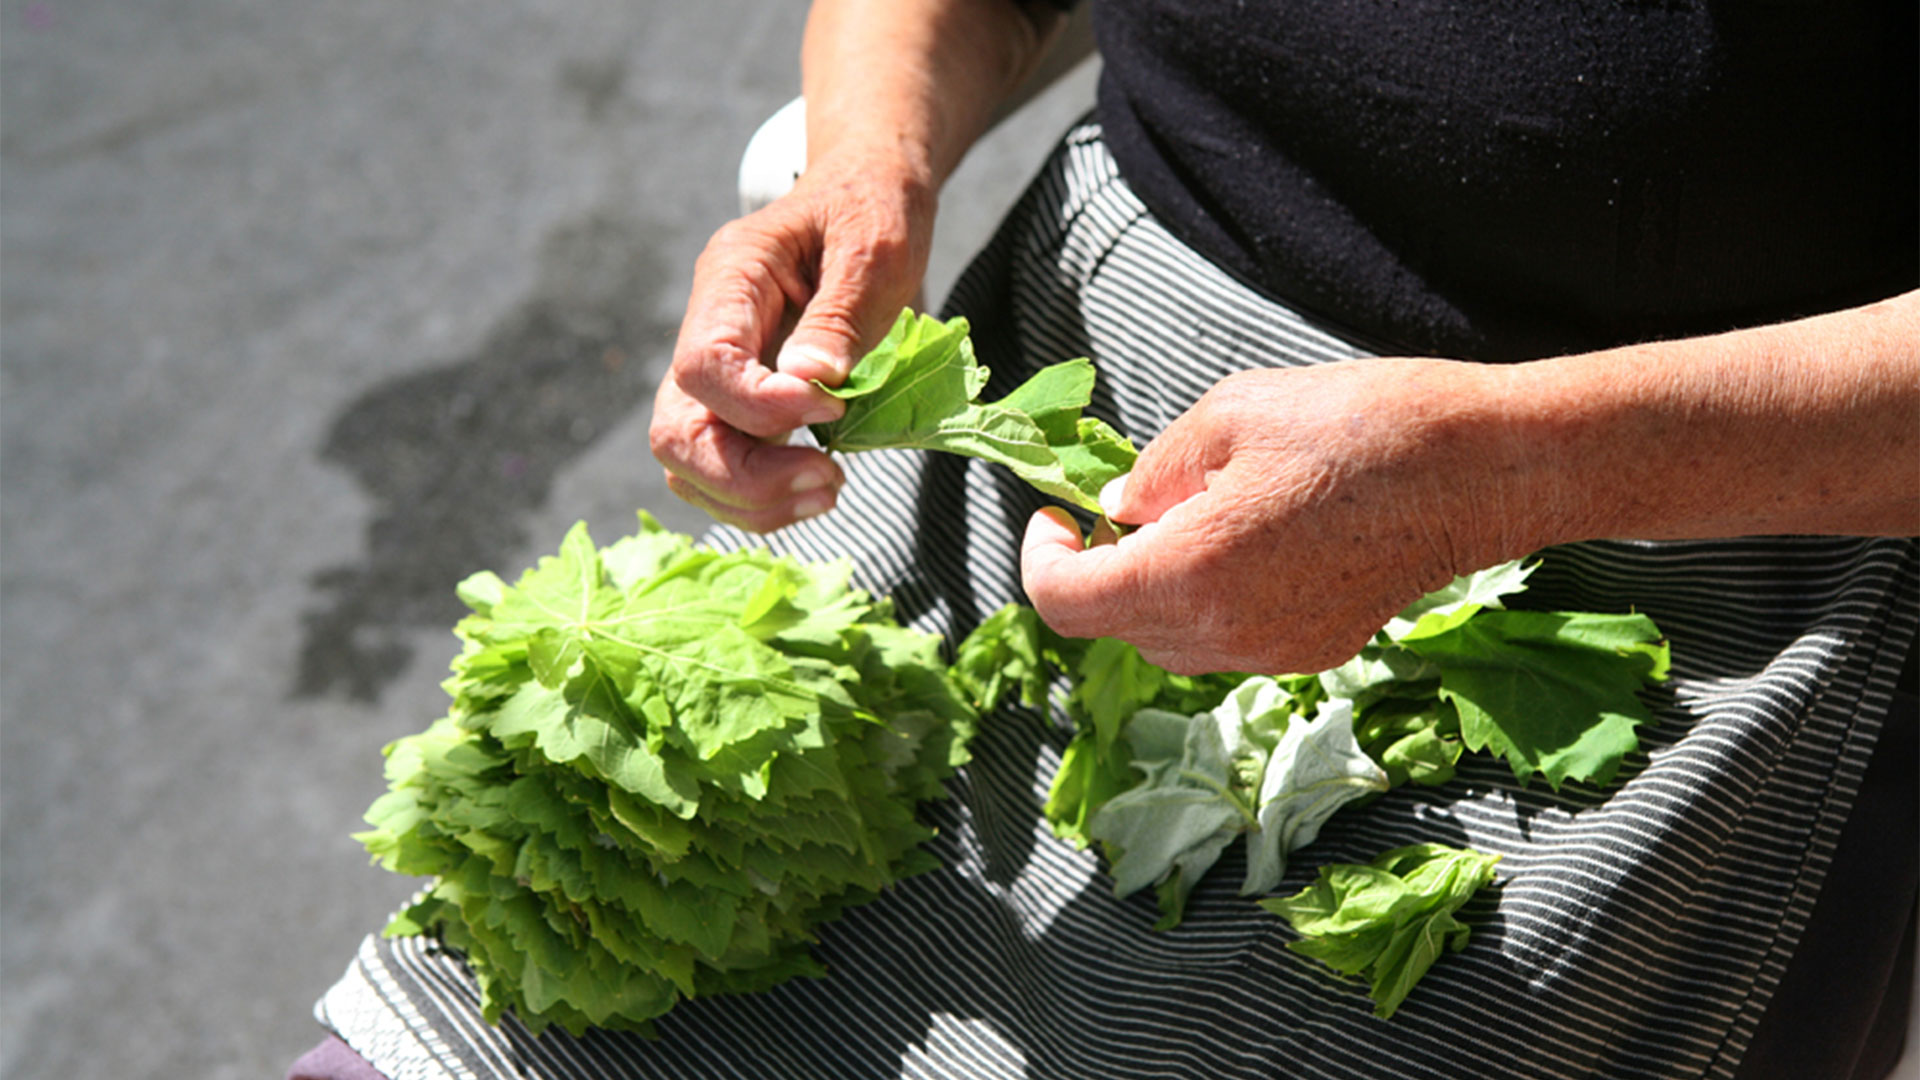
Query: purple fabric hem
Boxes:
[{"xmin": 285, "ymin": 1034, "xmax": 391, "ymax": 1080}]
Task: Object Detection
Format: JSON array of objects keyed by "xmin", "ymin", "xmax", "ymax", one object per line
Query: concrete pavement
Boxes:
[{"xmin": 0, "ymin": 3, "xmax": 1096, "ymax": 1076}]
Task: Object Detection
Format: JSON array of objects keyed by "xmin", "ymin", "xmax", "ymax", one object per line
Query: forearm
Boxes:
[
  {"xmin": 1472, "ymin": 290, "xmax": 1920, "ymax": 562},
  {"xmin": 801, "ymin": 0, "xmax": 1065, "ymax": 191}
]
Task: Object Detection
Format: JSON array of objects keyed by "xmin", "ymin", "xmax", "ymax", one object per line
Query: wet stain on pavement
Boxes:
[
  {"xmin": 558, "ymin": 54, "xmax": 629, "ymax": 123},
  {"xmin": 294, "ymin": 212, "xmax": 675, "ymax": 701}
]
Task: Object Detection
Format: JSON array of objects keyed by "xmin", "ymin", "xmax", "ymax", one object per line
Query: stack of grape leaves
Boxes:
[{"xmin": 358, "ymin": 515, "xmax": 977, "ymax": 1035}]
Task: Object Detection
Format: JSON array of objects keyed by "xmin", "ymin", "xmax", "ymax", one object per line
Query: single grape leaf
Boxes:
[
  {"xmin": 487, "ymin": 677, "xmax": 702, "ymax": 818},
  {"xmin": 950, "ymin": 602, "xmax": 1051, "ymax": 713},
  {"xmin": 1088, "ymin": 709, "xmax": 1245, "ymax": 902},
  {"xmin": 1384, "ymin": 558, "xmax": 1536, "ymax": 642},
  {"xmin": 1400, "ymin": 609, "xmax": 1668, "ymax": 789},
  {"xmin": 1042, "ymin": 728, "xmax": 1141, "ymax": 849},
  {"xmin": 1242, "ymin": 698, "xmax": 1390, "ymax": 896},
  {"xmin": 811, "ymin": 310, "xmax": 1136, "ymax": 514},
  {"xmin": 1072, "ymin": 636, "xmax": 1169, "ymax": 757}
]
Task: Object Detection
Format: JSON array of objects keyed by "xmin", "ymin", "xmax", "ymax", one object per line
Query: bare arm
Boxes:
[
  {"xmin": 651, "ymin": 0, "xmax": 1066, "ymax": 532},
  {"xmin": 799, "ymin": 0, "xmax": 1065, "ymax": 207},
  {"xmin": 1481, "ymin": 290, "xmax": 1919, "ymax": 548},
  {"xmin": 1023, "ymin": 290, "xmax": 1920, "ymax": 675}
]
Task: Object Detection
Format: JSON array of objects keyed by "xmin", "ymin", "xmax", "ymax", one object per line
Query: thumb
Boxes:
[
  {"xmin": 775, "ymin": 251, "xmax": 918, "ymax": 390},
  {"xmin": 775, "ymin": 312, "xmax": 865, "ymax": 389},
  {"xmin": 1104, "ymin": 414, "xmax": 1222, "ymax": 527}
]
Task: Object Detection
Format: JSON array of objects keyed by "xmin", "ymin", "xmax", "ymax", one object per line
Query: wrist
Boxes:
[
  {"xmin": 1460, "ymin": 360, "xmax": 1615, "ymax": 563},
  {"xmin": 803, "ymin": 134, "xmax": 943, "ymax": 214},
  {"xmin": 1386, "ymin": 359, "xmax": 1576, "ymax": 575}
]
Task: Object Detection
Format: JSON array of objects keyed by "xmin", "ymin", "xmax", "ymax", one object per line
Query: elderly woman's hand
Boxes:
[
  {"xmin": 648, "ymin": 150, "xmax": 936, "ymax": 533},
  {"xmin": 1020, "ymin": 359, "xmax": 1515, "ymax": 675},
  {"xmin": 649, "ymin": 0, "xmax": 1070, "ymax": 534}
]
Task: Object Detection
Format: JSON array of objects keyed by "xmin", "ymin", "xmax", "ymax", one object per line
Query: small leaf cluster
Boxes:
[
  {"xmin": 950, "ymin": 604, "xmax": 1253, "ymax": 853},
  {"xmin": 1324, "ymin": 560, "xmax": 1670, "ymax": 792},
  {"xmin": 1090, "ymin": 681, "xmax": 1388, "ymax": 929},
  {"xmin": 1260, "ymin": 843, "xmax": 1502, "ymax": 1018},
  {"xmin": 357, "ymin": 514, "xmax": 976, "ymax": 1036}
]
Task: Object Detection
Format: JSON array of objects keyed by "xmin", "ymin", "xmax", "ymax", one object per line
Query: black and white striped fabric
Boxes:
[{"xmin": 314, "ymin": 121, "xmax": 1919, "ymax": 1080}]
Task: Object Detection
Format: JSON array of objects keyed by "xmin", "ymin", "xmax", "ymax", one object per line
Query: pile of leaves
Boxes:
[
  {"xmin": 357, "ymin": 514, "xmax": 977, "ymax": 1036},
  {"xmin": 953, "ymin": 559, "xmax": 1668, "ymax": 1013}
]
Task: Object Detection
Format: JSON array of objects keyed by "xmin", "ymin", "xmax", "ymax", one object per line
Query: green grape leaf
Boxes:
[
  {"xmin": 1399, "ymin": 609, "xmax": 1669, "ymax": 789},
  {"xmin": 1261, "ymin": 842, "xmax": 1501, "ymax": 1018},
  {"xmin": 811, "ymin": 310, "xmax": 1136, "ymax": 514}
]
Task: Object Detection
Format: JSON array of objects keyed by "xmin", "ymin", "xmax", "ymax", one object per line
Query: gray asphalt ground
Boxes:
[{"xmin": 0, "ymin": 3, "xmax": 1097, "ymax": 1077}]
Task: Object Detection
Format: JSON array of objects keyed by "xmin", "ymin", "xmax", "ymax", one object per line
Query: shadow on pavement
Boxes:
[{"xmin": 295, "ymin": 210, "xmax": 677, "ymax": 701}]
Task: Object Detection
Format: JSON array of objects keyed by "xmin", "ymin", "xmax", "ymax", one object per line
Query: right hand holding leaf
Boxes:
[{"xmin": 650, "ymin": 149, "xmax": 936, "ymax": 532}]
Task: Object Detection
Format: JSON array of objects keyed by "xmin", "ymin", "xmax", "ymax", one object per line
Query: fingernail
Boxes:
[
  {"xmin": 794, "ymin": 492, "xmax": 834, "ymax": 521},
  {"xmin": 791, "ymin": 469, "xmax": 833, "ymax": 494},
  {"xmin": 764, "ymin": 371, "xmax": 844, "ymax": 425},
  {"xmin": 1022, "ymin": 506, "xmax": 1085, "ymax": 563},
  {"xmin": 1098, "ymin": 474, "xmax": 1130, "ymax": 518},
  {"xmin": 776, "ymin": 342, "xmax": 845, "ymax": 383},
  {"xmin": 1035, "ymin": 505, "xmax": 1080, "ymax": 535}
]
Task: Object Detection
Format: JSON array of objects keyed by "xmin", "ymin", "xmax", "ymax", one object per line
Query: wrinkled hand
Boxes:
[
  {"xmin": 1021, "ymin": 360, "xmax": 1519, "ymax": 675},
  {"xmin": 650, "ymin": 150, "xmax": 935, "ymax": 532}
]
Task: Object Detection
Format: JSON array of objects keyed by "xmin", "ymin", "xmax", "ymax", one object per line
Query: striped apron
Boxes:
[{"xmin": 310, "ymin": 120, "xmax": 1919, "ymax": 1080}]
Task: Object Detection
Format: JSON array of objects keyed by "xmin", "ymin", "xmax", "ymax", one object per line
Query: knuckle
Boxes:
[
  {"xmin": 696, "ymin": 217, "xmax": 813, "ymax": 300},
  {"xmin": 705, "ymin": 214, "xmax": 772, "ymax": 257},
  {"xmin": 826, "ymin": 228, "xmax": 922, "ymax": 295},
  {"xmin": 693, "ymin": 223, "xmax": 751, "ymax": 275},
  {"xmin": 647, "ymin": 422, "xmax": 675, "ymax": 463},
  {"xmin": 652, "ymin": 415, "xmax": 748, "ymax": 493},
  {"xmin": 846, "ymin": 227, "xmax": 914, "ymax": 269},
  {"xmin": 648, "ymin": 417, "xmax": 693, "ymax": 467}
]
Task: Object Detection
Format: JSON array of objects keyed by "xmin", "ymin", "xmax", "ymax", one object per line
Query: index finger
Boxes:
[{"xmin": 1020, "ymin": 507, "xmax": 1158, "ymax": 641}]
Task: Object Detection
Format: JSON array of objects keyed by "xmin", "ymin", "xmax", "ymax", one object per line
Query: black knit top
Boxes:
[{"xmin": 1094, "ymin": 0, "xmax": 1918, "ymax": 360}]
